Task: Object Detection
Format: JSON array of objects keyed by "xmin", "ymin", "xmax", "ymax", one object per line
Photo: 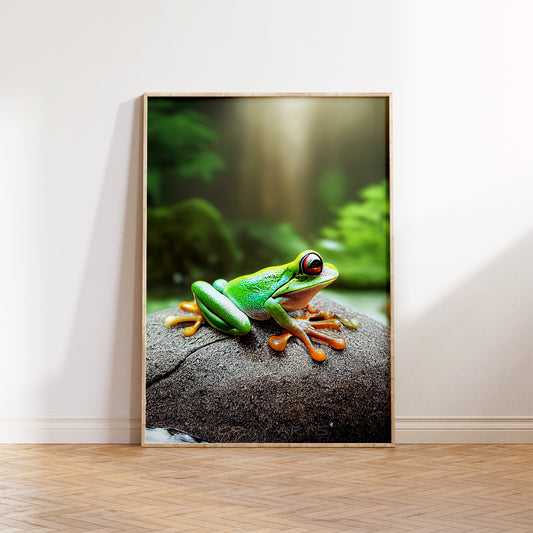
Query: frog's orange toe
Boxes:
[
  {"xmin": 183, "ymin": 320, "xmax": 204, "ymax": 336},
  {"xmin": 329, "ymin": 338, "xmax": 346, "ymax": 350},
  {"xmin": 179, "ymin": 301, "xmax": 200, "ymax": 314},
  {"xmin": 269, "ymin": 332, "xmax": 293, "ymax": 352},
  {"xmin": 165, "ymin": 300, "xmax": 205, "ymax": 336},
  {"xmin": 164, "ymin": 315, "xmax": 180, "ymax": 328},
  {"xmin": 308, "ymin": 319, "xmax": 342, "ymax": 331},
  {"xmin": 310, "ymin": 348, "xmax": 326, "ymax": 362}
]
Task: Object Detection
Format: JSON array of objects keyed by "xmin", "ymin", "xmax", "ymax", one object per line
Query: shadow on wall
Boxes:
[
  {"xmin": 40, "ymin": 97, "xmax": 143, "ymax": 442},
  {"xmin": 396, "ymin": 230, "xmax": 533, "ymax": 417}
]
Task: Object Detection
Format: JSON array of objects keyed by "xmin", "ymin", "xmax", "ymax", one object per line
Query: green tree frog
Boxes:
[{"xmin": 164, "ymin": 250, "xmax": 356, "ymax": 362}]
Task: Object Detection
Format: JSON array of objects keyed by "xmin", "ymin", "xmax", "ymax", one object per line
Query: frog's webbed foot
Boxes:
[
  {"xmin": 269, "ymin": 305, "xmax": 347, "ymax": 363},
  {"xmin": 305, "ymin": 303, "xmax": 360, "ymax": 330},
  {"xmin": 164, "ymin": 301, "xmax": 205, "ymax": 337}
]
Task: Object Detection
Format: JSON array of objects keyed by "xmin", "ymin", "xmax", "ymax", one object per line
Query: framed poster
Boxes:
[{"xmin": 142, "ymin": 93, "xmax": 393, "ymax": 446}]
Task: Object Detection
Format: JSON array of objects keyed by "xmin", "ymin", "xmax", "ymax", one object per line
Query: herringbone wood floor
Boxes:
[{"xmin": 0, "ymin": 445, "xmax": 531, "ymax": 532}]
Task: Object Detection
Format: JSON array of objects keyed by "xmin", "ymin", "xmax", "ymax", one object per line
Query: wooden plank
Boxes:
[{"xmin": 0, "ymin": 444, "xmax": 531, "ymax": 531}]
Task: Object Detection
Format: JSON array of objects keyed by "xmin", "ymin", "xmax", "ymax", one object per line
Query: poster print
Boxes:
[{"xmin": 142, "ymin": 94, "xmax": 393, "ymax": 446}]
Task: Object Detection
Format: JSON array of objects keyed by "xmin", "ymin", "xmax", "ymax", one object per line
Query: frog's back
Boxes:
[{"xmin": 224, "ymin": 268, "xmax": 287, "ymax": 321}]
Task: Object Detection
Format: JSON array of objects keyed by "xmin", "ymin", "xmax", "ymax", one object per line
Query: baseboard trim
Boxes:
[
  {"xmin": 0, "ymin": 417, "xmax": 531, "ymax": 444},
  {"xmin": 0, "ymin": 418, "xmax": 141, "ymax": 444},
  {"xmin": 396, "ymin": 416, "xmax": 533, "ymax": 443}
]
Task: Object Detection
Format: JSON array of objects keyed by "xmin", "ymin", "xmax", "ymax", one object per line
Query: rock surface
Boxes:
[{"xmin": 145, "ymin": 295, "xmax": 391, "ymax": 443}]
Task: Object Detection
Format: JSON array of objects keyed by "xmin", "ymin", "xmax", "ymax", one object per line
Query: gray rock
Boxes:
[{"xmin": 145, "ymin": 295, "xmax": 391, "ymax": 443}]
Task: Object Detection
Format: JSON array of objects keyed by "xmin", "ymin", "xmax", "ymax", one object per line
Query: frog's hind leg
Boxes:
[
  {"xmin": 164, "ymin": 301, "xmax": 205, "ymax": 337},
  {"xmin": 192, "ymin": 281, "xmax": 251, "ymax": 336}
]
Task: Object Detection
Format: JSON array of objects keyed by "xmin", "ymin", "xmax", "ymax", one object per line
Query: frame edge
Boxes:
[{"xmin": 140, "ymin": 92, "xmax": 394, "ymax": 447}]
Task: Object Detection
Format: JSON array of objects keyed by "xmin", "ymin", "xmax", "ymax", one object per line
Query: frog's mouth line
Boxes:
[{"xmin": 279, "ymin": 279, "xmax": 335, "ymax": 312}]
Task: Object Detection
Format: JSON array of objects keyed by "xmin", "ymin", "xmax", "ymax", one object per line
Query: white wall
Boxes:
[{"xmin": 1, "ymin": 0, "xmax": 531, "ymax": 443}]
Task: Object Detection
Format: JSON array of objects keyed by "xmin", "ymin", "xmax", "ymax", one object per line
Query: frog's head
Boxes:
[{"xmin": 274, "ymin": 250, "xmax": 339, "ymax": 312}]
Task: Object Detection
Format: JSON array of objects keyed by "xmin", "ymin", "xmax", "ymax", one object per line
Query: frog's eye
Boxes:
[{"xmin": 301, "ymin": 252, "xmax": 323, "ymax": 275}]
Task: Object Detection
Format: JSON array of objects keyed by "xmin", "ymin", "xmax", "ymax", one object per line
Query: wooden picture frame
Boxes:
[{"xmin": 142, "ymin": 93, "xmax": 394, "ymax": 447}]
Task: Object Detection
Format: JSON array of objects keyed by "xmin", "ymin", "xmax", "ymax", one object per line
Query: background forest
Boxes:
[{"xmin": 146, "ymin": 97, "xmax": 390, "ymax": 324}]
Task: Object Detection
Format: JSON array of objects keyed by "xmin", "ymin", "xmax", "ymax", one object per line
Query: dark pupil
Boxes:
[
  {"xmin": 307, "ymin": 258, "xmax": 321, "ymax": 270},
  {"xmin": 303, "ymin": 254, "xmax": 322, "ymax": 273}
]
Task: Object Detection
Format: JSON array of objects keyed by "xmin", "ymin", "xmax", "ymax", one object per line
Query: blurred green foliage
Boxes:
[
  {"xmin": 230, "ymin": 221, "xmax": 310, "ymax": 274},
  {"xmin": 147, "ymin": 99, "xmax": 225, "ymax": 205},
  {"xmin": 317, "ymin": 169, "xmax": 348, "ymax": 213},
  {"xmin": 146, "ymin": 181, "xmax": 390, "ymax": 304},
  {"xmin": 317, "ymin": 181, "xmax": 389, "ymax": 289},
  {"xmin": 147, "ymin": 198, "xmax": 240, "ymax": 287}
]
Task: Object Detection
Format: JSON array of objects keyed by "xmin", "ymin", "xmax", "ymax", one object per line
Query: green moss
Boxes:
[{"xmin": 147, "ymin": 198, "xmax": 240, "ymax": 289}]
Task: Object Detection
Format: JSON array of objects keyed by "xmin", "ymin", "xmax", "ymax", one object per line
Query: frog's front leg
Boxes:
[{"xmin": 265, "ymin": 297, "xmax": 344, "ymax": 362}]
